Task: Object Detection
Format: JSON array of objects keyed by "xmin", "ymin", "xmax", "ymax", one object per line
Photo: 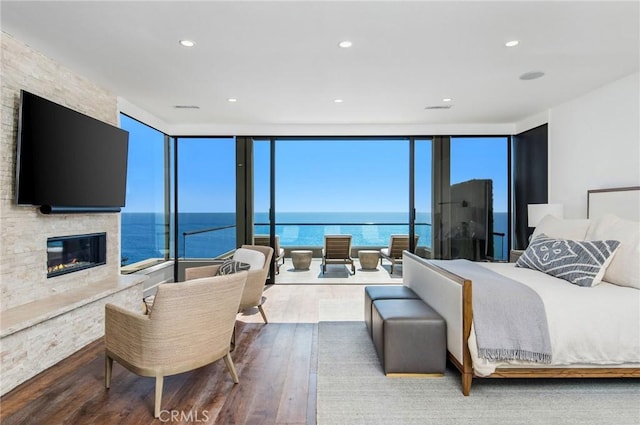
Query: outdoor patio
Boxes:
[{"xmin": 274, "ymin": 257, "xmax": 403, "ymax": 284}]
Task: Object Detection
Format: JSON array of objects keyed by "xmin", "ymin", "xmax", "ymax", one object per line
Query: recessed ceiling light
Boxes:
[
  {"xmin": 442, "ymin": 98, "xmax": 452, "ymax": 102},
  {"xmin": 179, "ymin": 39, "xmax": 195, "ymax": 47},
  {"xmin": 520, "ymin": 71, "xmax": 545, "ymax": 80},
  {"xmin": 334, "ymin": 99, "xmax": 344, "ymax": 103},
  {"xmin": 227, "ymin": 98, "xmax": 237, "ymax": 103},
  {"xmin": 338, "ymin": 40, "xmax": 352, "ymax": 48},
  {"xmin": 505, "ymin": 40, "xmax": 519, "ymax": 47}
]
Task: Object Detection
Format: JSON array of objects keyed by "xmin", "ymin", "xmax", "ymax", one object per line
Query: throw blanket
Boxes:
[{"xmin": 430, "ymin": 259, "xmax": 552, "ymax": 363}]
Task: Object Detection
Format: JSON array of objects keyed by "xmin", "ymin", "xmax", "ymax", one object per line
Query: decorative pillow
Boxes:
[
  {"xmin": 531, "ymin": 215, "xmax": 592, "ymax": 242},
  {"xmin": 232, "ymin": 248, "xmax": 265, "ymax": 270},
  {"xmin": 585, "ymin": 214, "xmax": 640, "ymax": 289},
  {"xmin": 516, "ymin": 233, "xmax": 620, "ymax": 287},
  {"xmin": 215, "ymin": 258, "xmax": 251, "ymax": 276}
]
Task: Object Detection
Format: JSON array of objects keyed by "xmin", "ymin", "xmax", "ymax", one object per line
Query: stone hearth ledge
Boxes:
[{"xmin": 0, "ymin": 274, "xmax": 148, "ymax": 338}]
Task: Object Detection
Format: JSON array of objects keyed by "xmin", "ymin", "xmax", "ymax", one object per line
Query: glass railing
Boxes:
[
  {"xmin": 179, "ymin": 221, "xmax": 507, "ymax": 261},
  {"xmin": 182, "ymin": 224, "xmax": 236, "ymax": 259},
  {"xmin": 493, "ymin": 231, "xmax": 506, "ymax": 261},
  {"xmin": 254, "ymin": 221, "xmax": 432, "ymax": 248}
]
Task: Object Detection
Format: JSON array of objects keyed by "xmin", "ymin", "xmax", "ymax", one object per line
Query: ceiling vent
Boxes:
[
  {"xmin": 424, "ymin": 105, "xmax": 452, "ymax": 110},
  {"xmin": 174, "ymin": 105, "xmax": 200, "ymax": 109}
]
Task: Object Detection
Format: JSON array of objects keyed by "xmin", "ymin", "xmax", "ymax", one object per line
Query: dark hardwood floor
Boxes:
[{"xmin": 0, "ymin": 284, "xmax": 364, "ymax": 425}]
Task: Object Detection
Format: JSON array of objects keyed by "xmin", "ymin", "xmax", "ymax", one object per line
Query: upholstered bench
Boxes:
[
  {"xmin": 371, "ymin": 298, "xmax": 446, "ymax": 375},
  {"xmin": 364, "ymin": 285, "xmax": 420, "ymax": 336}
]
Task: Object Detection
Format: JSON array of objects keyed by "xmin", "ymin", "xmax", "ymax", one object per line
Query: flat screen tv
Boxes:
[{"xmin": 15, "ymin": 90, "xmax": 129, "ymax": 214}]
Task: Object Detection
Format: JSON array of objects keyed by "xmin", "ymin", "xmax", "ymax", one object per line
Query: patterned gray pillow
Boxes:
[
  {"xmin": 515, "ymin": 233, "xmax": 620, "ymax": 287},
  {"xmin": 215, "ymin": 259, "xmax": 251, "ymax": 276}
]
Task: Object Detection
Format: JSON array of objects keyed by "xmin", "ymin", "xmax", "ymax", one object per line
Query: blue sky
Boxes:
[
  {"xmin": 121, "ymin": 116, "xmax": 508, "ymax": 214},
  {"xmin": 256, "ymin": 139, "xmax": 411, "ymax": 213}
]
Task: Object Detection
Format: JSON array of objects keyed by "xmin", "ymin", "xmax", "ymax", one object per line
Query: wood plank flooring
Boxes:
[{"xmin": 0, "ymin": 285, "xmax": 365, "ymax": 425}]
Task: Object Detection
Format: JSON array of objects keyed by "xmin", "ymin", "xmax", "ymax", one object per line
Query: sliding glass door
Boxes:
[
  {"xmin": 273, "ymin": 138, "xmax": 410, "ymax": 249},
  {"xmin": 252, "ymin": 137, "xmax": 414, "ymax": 280}
]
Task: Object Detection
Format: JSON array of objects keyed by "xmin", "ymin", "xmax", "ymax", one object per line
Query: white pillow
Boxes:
[
  {"xmin": 585, "ymin": 214, "xmax": 640, "ymax": 289},
  {"xmin": 232, "ymin": 248, "xmax": 265, "ymax": 270},
  {"xmin": 531, "ymin": 214, "xmax": 592, "ymax": 242}
]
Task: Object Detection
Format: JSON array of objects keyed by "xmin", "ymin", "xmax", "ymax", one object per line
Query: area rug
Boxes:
[{"xmin": 316, "ymin": 321, "xmax": 640, "ymax": 425}]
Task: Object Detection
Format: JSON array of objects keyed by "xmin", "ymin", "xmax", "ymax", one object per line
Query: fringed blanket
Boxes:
[{"xmin": 430, "ymin": 259, "xmax": 552, "ymax": 364}]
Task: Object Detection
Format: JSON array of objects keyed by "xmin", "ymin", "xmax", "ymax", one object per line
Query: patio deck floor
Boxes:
[{"xmin": 274, "ymin": 257, "xmax": 403, "ymax": 284}]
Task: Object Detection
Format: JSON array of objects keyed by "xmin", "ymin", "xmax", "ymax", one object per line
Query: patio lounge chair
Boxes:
[
  {"xmin": 322, "ymin": 234, "xmax": 355, "ymax": 275},
  {"xmin": 254, "ymin": 235, "xmax": 285, "ymax": 274},
  {"xmin": 379, "ymin": 234, "xmax": 419, "ymax": 274}
]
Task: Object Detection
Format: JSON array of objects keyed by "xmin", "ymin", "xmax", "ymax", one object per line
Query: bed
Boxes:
[{"xmin": 403, "ymin": 186, "xmax": 640, "ymax": 395}]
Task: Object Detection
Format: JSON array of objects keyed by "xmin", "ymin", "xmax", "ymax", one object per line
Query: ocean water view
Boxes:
[{"xmin": 121, "ymin": 212, "xmax": 508, "ymax": 266}]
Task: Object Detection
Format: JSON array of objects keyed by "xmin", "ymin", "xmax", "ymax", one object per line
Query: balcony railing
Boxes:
[
  {"xmin": 254, "ymin": 221, "xmax": 431, "ymax": 247},
  {"xmin": 181, "ymin": 221, "xmax": 507, "ymax": 261},
  {"xmin": 182, "ymin": 224, "xmax": 236, "ymax": 259}
]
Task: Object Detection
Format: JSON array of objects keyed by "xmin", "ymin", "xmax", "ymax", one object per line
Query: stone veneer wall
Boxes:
[
  {"xmin": 0, "ymin": 32, "xmax": 139, "ymax": 395},
  {"xmin": 0, "ymin": 284, "xmax": 141, "ymax": 395},
  {"xmin": 0, "ymin": 32, "xmax": 120, "ymax": 310}
]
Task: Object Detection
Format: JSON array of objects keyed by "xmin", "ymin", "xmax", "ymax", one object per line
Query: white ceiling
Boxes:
[{"xmin": 2, "ymin": 1, "xmax": 638, "ymax": 131}]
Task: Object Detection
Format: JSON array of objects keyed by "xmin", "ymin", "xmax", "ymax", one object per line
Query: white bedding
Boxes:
[{"xmin": 468, "ymin": 262, "xmax": 640, "ymax": 376}]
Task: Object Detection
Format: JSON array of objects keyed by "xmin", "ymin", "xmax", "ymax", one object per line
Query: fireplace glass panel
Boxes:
[{"xmin": 47, "ymin": 233, "xmax": 107, "ymax": 278}]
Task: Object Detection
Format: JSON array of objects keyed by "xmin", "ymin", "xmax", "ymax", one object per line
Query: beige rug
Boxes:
[
  {"xmin": 318, "ymin": 299, "xmax": 363, "ymax": 322},
  {"xmin": 316, "ymin": 317, "xmax": 640, "ymax": 425}
]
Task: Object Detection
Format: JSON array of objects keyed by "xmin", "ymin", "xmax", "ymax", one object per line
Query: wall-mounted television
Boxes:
[{"xmin": 15, "ymin": 90, "xmax": 129, "ymax": 214}]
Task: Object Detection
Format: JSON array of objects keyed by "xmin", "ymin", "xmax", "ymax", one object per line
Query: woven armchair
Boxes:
[
  {"xmin": 185, "ymin": 244, "xmax": 274, "ymax": 323},
  {"xmin": 104, "ymin": 271, "xmax": 247, "ymax": 418}
]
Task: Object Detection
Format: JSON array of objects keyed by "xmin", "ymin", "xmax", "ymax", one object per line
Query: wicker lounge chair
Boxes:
[{"xmin": 322, "ymin": 234, "xmax": 356, "ymax": 275}]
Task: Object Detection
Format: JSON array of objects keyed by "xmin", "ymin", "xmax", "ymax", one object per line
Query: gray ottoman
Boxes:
[
  {"xmin": 364, "ymin": 285, "xmax": 420, "ymax": 336},
  {"xmin": 371, "ymin": 299, "xmax": 446, "ymax": 375}
]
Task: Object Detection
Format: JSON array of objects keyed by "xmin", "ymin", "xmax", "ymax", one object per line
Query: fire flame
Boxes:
[{"xmin": 48, "ymin": 258, "xmax": 79, "ymax": 274}]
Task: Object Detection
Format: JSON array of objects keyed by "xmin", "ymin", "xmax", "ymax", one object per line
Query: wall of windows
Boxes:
[
  {"xmin": 119, "ymin": 117, "xmax": 511, "ymax": 274},
  {"xmin": 251, "ymin": 136, "xmax": 509, "ymax": 261}
]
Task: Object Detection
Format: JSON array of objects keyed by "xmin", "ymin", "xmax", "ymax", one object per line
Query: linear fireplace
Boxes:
[{"xmin": 47, "ymin": 233, "xmax": 107, "ymax": 278}]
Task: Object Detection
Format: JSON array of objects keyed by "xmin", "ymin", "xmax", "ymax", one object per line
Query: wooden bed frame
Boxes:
[{"xmin": 404, "ymin": 186, "xmax": 640, "ymax": 395}]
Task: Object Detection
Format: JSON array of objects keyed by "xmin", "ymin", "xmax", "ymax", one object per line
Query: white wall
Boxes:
[{"xmin": 547, "ymin": 73, "xmax": 640, "ymax": 218}]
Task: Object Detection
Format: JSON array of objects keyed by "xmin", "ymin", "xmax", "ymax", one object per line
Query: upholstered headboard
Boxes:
[{"xmin": 587, "ymin": 186, "xmax": 640, "ymax": 221}]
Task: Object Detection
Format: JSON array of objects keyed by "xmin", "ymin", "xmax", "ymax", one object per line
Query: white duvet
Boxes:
[{"xmin": 468, "ymin": 262, "xmax": 640, "ymax": 377}]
